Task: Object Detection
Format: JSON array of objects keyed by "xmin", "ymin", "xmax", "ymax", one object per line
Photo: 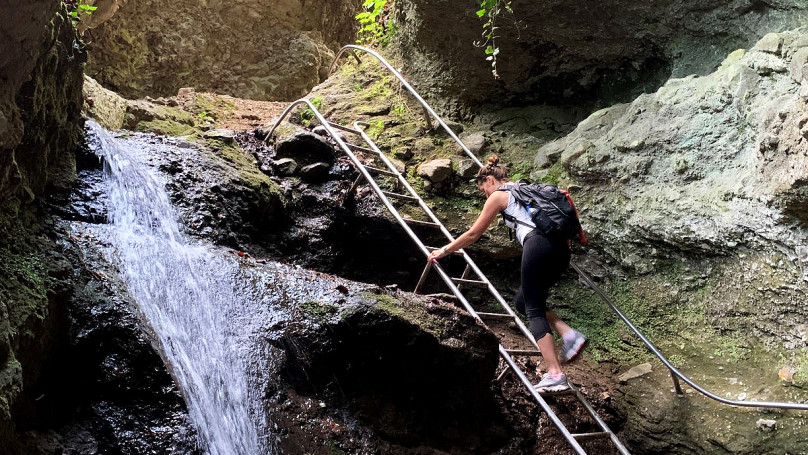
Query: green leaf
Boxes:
[
  {"xmin": 485, "ymin": 45, "xmax": 494, "ymax": 55},
  {"xmin": 476, "ymin": 9, "xmax": 486, "ymax": 17}
]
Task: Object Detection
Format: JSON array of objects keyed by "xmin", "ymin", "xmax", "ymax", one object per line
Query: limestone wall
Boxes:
[
  {"xmin": 83, "ymin": 0, "xmax": 360, "ymax": 100},
  {"xmin": 394, "ymin": 0, "xmax": 808, "ymax": 106}
]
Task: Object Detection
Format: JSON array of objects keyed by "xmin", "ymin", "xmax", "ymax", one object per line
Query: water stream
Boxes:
[{"xmin": 90, "ymin": 121, "xmax": 266, "ymax": 454}]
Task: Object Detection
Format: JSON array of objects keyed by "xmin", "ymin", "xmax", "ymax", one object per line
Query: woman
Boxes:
[{"xmin": 427, "ymin": 155, "xmax": 587, "ymax": 392}]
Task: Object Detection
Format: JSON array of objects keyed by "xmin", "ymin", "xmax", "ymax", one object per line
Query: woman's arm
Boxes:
[{"xmin": 427, "ymin": 190, "xmax": 509, "ymax": 263}]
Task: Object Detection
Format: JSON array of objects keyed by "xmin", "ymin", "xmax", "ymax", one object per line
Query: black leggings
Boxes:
[{"xmin": 514, "ymin": 232, "xmax": 571, "ymax": 341}]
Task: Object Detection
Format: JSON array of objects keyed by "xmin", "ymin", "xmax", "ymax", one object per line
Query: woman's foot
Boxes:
[
  {"xmin": 560, "ymin": 329, "xmax": 587, "ymax": 364},
  {"xmin": 534, "ymin": 372, "xmax": 569, "ymax": 393}
]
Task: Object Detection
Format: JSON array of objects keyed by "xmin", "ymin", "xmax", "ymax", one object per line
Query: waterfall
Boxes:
[{"xmin": 89, "ymin": 121, "xmax": 265, "ymax": 454}]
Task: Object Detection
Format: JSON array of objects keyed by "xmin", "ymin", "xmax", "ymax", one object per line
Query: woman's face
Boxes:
[{"xmin": 476, "ymin": 175, "xmax": 501, "ymax": 198}]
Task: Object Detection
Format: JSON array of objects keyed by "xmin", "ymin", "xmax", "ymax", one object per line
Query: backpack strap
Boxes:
[{"xmin": 559, "ymin": 188, "xmax": 587, "ymax": 246}]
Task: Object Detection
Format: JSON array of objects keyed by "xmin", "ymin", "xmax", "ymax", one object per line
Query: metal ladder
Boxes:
[
  {"xmin": 328, "ymin": 45, "xmax": 808, "ymax": 414},
  {"xmin": 267, "ymin": 100, "xmax": 629, "ymax": 455}
]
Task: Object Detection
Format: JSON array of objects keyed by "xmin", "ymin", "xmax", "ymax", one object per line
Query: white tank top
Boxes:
[{"xmin": 499, "ymin": 183, "xmax": 535, "ymax": 245}]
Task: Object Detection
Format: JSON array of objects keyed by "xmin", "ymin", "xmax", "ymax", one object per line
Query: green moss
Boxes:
[
  {"xmin": 193, "ymin": 93, "xmax": 236, "ymax": 121},
  {"xmin": 539, "ymin": 161, "xmax": 565, "ymax": 186},
  {"xmin": 136, "ymin": 119, "xmax": 197, "ymax": 136},
  {"xmin": 363, "ymin": 292, "xmax": 446, "ymax": 338},
  {"xmin": 794, "ymin": 348, "xmax": 808, "ymax": 387},
  {"xmin": 300, "ymin": 300, "xmax": 339, "ymax": 322}
]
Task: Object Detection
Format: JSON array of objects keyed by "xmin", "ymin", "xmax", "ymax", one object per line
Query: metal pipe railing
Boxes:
[
  {"xmin": 571, "ymin": 262, "xmax": 808, "ymax": 411},
  {"xmin": 330, "ymin": 44, "xmax": 483, "ymax": 169}
]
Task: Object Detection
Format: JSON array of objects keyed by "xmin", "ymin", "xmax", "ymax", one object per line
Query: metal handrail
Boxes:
[
  {"xmin": 571, "ymin": 262, "xmax": 808, "ymax": 411},
  {"xmin": 329, "ymin": 44, "xmax": 483, "ymax": 169}
]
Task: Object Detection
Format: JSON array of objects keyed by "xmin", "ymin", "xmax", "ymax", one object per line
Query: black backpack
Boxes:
[{"xmin": 498, "ymin": 180, "xmax": 586, "ymax": 244}]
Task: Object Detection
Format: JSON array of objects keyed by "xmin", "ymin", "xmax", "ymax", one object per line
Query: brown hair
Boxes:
[{"xmin": 475, "ymin": 155, "xmax": 509, "ymax": 183}]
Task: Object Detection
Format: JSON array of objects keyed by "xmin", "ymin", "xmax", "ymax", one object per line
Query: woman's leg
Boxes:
[
  {"xmin": 521, "ymin": 235, "xmax": 565, "ymax": 375},
  {"xmin": 547, "ymin": 311, "xmax": 573, "ymax": 338}
]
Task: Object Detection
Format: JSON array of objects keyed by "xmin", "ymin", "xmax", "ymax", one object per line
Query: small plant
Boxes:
[
  {"xmin": 356, "ymin": 0, "xmax": 392, "ymax": 46},
  {"xmin": 197, "ymin": 110, "xmax": 213, "ymax": 122},
  {"xmin": 299, "ymin": 96, "xmax": 324, "ymax": 126},
  {"xmin": 68, "ymin": 0, "xmax": 98, "ymax": 19},
  {"xmin": 474, "ymin": 0, "xmax": 512, "ymax": 79}
]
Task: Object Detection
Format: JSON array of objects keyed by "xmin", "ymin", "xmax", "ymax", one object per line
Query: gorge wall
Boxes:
[
  {"xmin": 81, "ymin": 0, "xmax": 361, "ymax": 101},
  {"xmin": 0, "ymin": 1, "xmax": 85, "ymax": 450},
  {"xmin": 394, "ymin": 0, "xmax": 808, "ymax": 106}
]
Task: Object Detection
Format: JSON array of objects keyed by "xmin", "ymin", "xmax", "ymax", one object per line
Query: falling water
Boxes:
[{"xmin": 89, "ymin": 121, "xmax": 264, "ymax": 454}]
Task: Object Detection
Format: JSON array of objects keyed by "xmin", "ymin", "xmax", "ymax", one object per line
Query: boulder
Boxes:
[
  {"xmin": 275, "ymin": 131, "xmax": 336, "ymax": 167},
  {"xmin": 618, "ymin": 363, "xmax": 653, "ymax": 383},
  {"xmin": 274, "ymin": 158, "xmax": 298, "ymax": 176},
  {"xmin": 300, "ymin": 162, "xmax": 330, "ymax": 182},
  {"xmin": 83, "ymin": 76, "xmax": 128, "ymax": 131},
  {"xmin": 454, "ymin": 158, "xmax": 480, "ymax": 180},
  {"xmin": 417, "ymin": 159, "xmax": 453, "ymax": 183}
]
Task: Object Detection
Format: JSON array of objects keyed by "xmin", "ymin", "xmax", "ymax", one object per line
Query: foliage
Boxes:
[
  {"xmin": 474, "ymin": 0, "xmax": 512, "ymax": 79},
  {"xmin": 356, "ymin": 0, "xmax": 394, "ymax": 46},
  {"xmin": 67, "ymin": 0, "xmax": 97, "ymax": 19},
  {"xmin": 300, "ymin": 95, "xmax": 324, "ymax": 126},
  {"xmin": 509, "ymin": 162, "xmax": 533, "ymax": 181}
]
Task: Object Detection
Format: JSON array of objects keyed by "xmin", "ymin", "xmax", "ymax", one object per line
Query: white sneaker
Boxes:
[
  {"xmin": 560, "ymin": 330, "xmax": 587, "ymax": 364},
  {"xmin": 534, "ymin": 372, "xmax": 569, "ymax": 393}
]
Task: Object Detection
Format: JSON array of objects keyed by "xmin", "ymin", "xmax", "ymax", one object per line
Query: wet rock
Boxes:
[
  {"xmin": 417, "ymin": 159, "xmax": 453, "ymax": 183},
  {"xmin": 203, "ymin": 128, "xmax": 237, "ymax": 144},
  {"xmin": 274, "ymin": 158, "xmax": 298, "ymax": 176},
  {"xmin": 300, "ymin": 162, "xmax": 330, "ymax": 182},
  {"xmin": 618, "ymin": 363, "xmax": 653, "ymax": 383},
  {"xmin": 275, "ymin": 131, "xmax": 336, "ymax": 167},
  {"xmin": 83, "ymin": 76, "xmax": 128, "ymax": 131},
  {"xmin": 266, "ymin": 275, "xmax": 510, "ymax": 453}
]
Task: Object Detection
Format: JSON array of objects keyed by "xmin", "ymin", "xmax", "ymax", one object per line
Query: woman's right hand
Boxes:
[{"xmin": 427, "ymin": 247, "xmax": 447, "ymax": 263}]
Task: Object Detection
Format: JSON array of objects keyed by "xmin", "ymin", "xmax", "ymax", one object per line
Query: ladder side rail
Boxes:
[
  {"xmin": 353, "ymin": 123, "xmax": 455, "ymax": 243},
  {"xmin": 265, "ymin": 100, "xmax": 438, "ymax": 259},
  {"xmin": 333, "ymin": 45, "xmax": 483, "ymax": 168},
  {"xmin": 572, "ymin": 262, "xmax": 808, "ymax": 411},
  {"xmin": 354, "ymin": 123, "xmax": 540, "ymax": 350},
  {"xmin": 572, "ymin": 389, "xmax": 631, "ymax": 455},
  {"xmin": 498, "ymin": 345, "xmax": 588, "ymax": 455}
]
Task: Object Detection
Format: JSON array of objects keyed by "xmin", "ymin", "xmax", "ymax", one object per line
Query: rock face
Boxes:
[
  {"xmin": 83, "ymin": 0, "xmax": 360, "ymax": 101},
  {"xmin": 394, "ymin": 0, "xmax": 808, "ymax": 106},
  {"xmin": 265, "ymin": 277, "xmax": 510, "ymax": 453},
  {"xmin": 0, "ymin": 1, "xmax": 85, "ymax": 200},
  {"xmin": 0, "ymin": 2, "xmax": 85, "ymax": 451},
  {"xmin": 539, "ymin": 30, "xmax": 808, "ymax": 454}
]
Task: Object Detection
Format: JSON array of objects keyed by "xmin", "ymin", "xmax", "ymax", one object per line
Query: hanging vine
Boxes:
[{"xmin": 474, "ymin": 0, "xmax": 512, "ymax": 79}]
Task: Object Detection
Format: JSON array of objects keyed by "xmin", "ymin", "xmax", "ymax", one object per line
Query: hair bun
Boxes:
[{"xmin": 487, "ymin": 155, "xmax": 500, "ymax": 167}]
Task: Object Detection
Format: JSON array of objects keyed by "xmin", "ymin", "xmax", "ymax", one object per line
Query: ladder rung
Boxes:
[
  {"xmin": 327, "ymin": 121, "xmax": 362, "ymax": 135},
  {"xmin": 403, "ymin": 218, "xmax": 441, "ymax": 228},
  {"xmin": 451, "ymin": 278, "xmax": 489, "ymax": 288},
  {"xmin": 382, "ymin": 191, "xmax": 419, "ymax": 203},
  {"xmin": 345, "ymin": 142, "xmax": 378, "ymax": 154},
  {"xmin": 477, "ymin": 312, "xmax": 516, "ymax": 321},
  {"xmin": 505, "ymin": 349, "xmax": 542, "ymax": 357},
  {"xmin": 571, "ymin": 432, "xmax": 611, "ymax": 441},
  {"xmin": 364, "ymin": 165, "xmax": 398, "ymax": 177}
]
